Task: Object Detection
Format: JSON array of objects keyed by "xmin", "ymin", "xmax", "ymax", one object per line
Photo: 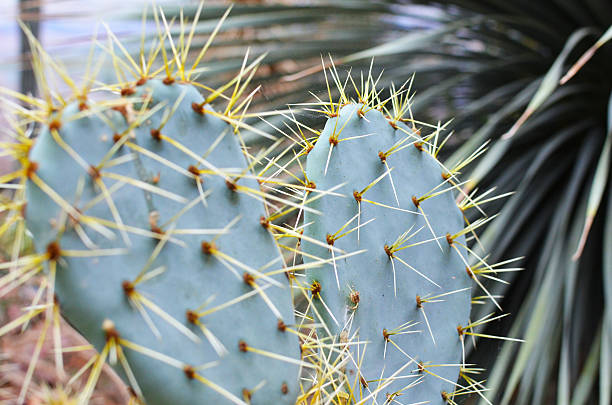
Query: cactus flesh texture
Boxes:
[
  {"xmin": 302, "ymin": 101, "xmax": 472, "ymax": 403},
  {"xmin": 24, "ymin": 79, "xmax": 300, "ymax": 405}
]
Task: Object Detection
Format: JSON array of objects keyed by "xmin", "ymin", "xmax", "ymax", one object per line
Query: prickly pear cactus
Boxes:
[
  {"xmin": 23, "ymin": 77, "xmax": 300, "ymax": 404},
  {"xmin": 302, "ymin": 96, "xmax": 472, "ymax": 402},
  {"xmin": 1, "ymin": 7, "xmax": 522, "ymax": 404}
]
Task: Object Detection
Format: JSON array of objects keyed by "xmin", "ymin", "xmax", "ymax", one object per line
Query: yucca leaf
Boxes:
[
  {"xmin": 573, "ymin": 90, "xmax": 612, "ymax": 259},
  {"xmin": 601, "ymin": 311, "xmax": 611, "ymax": 404},
  {"xmin": 489, "ymin": 134, "xmax": 599, "ymax": 404},
  {"xmin": 502, "ymin": 27, "xmax": 593, "ymax": 139},
  {"xmin": 561, "ymin": 24, "xmax": 612, "ymax": 83},
  {"xmin": 570, "ymin": 324, "xmax": 601, "ymax": 405}
]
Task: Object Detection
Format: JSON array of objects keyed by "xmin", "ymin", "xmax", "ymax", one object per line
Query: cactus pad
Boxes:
[
  {"xmin": 302, "ymin": 101, "xmax": 472, "ymax": 403},
  {"xmin": 23, "ymin": 79, "xmax": 300, "ymax": 405}
]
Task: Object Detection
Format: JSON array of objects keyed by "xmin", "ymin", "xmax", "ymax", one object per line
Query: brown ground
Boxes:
[{"xmin": 0, "ymin": 279, "xmax": 130, "ymax": 405}]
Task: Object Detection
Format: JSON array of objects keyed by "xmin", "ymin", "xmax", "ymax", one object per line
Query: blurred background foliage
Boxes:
[{"xmin": 2, "ymin": 0, "xmax": 611, "ymax": 404}]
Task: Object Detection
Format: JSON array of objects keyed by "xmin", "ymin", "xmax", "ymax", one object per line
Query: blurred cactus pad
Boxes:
[
  {"xmin": 0, "ymin": 3, "xmax": 523, "ymax": 405},
  {"xmin": 23, "ymin": 77, "xmax": 301, "ymax": 404}
]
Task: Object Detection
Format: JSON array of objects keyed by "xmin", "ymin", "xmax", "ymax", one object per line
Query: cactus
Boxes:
[
  {"xmin": 23, "ymin": 80, "xmax": 301, "ymax": 405},
  {"xmin": 0, "ymin": 6, "xmax": 524, "ymax": 405},
  {"xmin": 296, "ymin": 68, "xmax": 517, "ymax": 404}
]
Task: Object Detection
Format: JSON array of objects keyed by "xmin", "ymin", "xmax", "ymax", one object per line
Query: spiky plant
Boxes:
[
  {"xmin": 296, "ymin": 69, "xmax": 506, "ymax": 404},
  {"xmin": 5, "ymin": 5, "xmax": 494, "ymax": 404}
]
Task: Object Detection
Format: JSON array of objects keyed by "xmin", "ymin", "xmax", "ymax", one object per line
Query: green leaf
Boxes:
[
  {"xmin": 466, "ymin": 94, "xmax": 588, "ymax": 190},
  {"xmin": 342, "ymin": 17, "xmax": 480, "ymax": 63},
  {"xmin": 603, "ymin": 149, "xmax": 612, "ymax": 404},
  {"xmin": 561, "ymin": 24, "xmax": 612, "ymax": 84},
  {"xmin": 502, "ymin": 27, "xmax": 594, "ymax": 139},
  {"xmin": 495, "ymin": 135, "xmax": 599, "ymax": 405},
  {"xmin": 572, "ymin": 90, "xmax": 612, "ymax": 259},
  {"xmin": 601, "ymin": 313, "xmax": 612, "ymax": 405},
  {"xmin": 570, "ymin": 323, "xmax": 601, "ymax": 405},
  {"xmin": 445, "ymin": 79, "xmax": 540, "ymax": 171}
]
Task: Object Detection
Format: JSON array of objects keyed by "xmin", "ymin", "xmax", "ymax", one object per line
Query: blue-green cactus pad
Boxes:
[
  {"xmin": 25, "ymin": 80, "xmax": 300, "ymax": 405},
  {"xmin": 303, "ymin": 104, "xmax": 471, "ymax": 403}
]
